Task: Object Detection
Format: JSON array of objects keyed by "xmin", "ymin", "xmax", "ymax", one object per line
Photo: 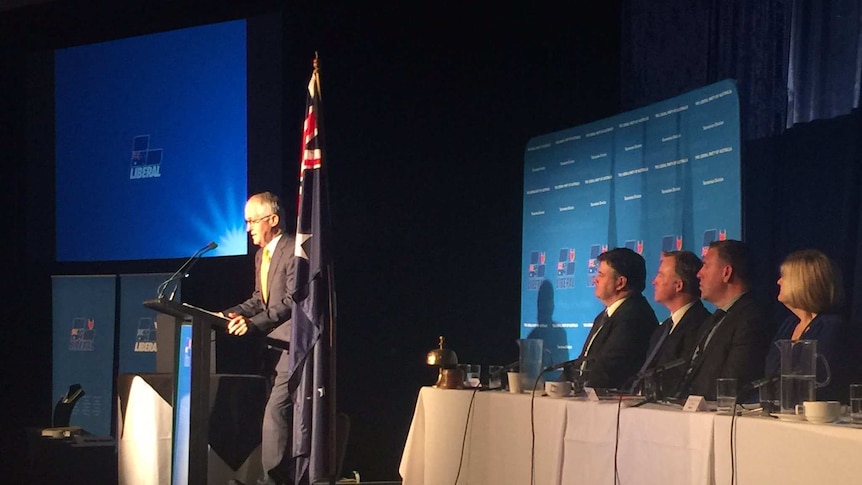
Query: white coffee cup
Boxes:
[
  {"xmin": 545, "ymin": 381, "xmax": 573, "ymax": 398},
  {"xmin": 508, "ymin": 372, "xmax": 523, "ymax": 393},
  {"xmin": 803, "ymin": 400, "xmax": 841, "ymax": 423}
]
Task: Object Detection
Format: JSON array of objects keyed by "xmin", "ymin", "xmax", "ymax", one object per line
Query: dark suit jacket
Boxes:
[
  {"xmin": 571, "ymin": 293, "xmax": 658, "ymax": 389},
  {"xmin": 224, "ymin": 234, "xmax": 297, "ymax": 350},
  {"xmin": 681, "ymin": 292, "xmax": 770, "ymax": 400},
  {"xmin": 648, "ymin": 300, "xmax": 711, "ymax": 369}
]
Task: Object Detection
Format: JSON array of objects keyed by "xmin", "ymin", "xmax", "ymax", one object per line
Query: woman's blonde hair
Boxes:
[{"xmin": 780, "ymin": 249, "xmax": 844, "ymax": 313}]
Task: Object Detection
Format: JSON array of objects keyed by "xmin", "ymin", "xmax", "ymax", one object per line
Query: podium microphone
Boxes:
[{"xmin": 157, "ymin": 241, "xmax": 218, "ymax": 300}]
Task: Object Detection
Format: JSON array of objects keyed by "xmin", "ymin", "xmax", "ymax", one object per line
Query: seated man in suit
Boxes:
[
  {"xmin": 632, "ymin": 250, "xmax": 711, "ymax": 395},
  {"xmin": 673, "ymin": 240, "xmax": 770, "ymax": 401},
  {"xmin": 563, "ymin": 247, "xmax": 658, "ymax": 389}
]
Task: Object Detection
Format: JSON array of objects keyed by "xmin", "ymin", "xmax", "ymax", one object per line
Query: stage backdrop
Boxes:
[
  {"xmin": 520, "ymin": 79, "xmax": 741, "ymax": 368},
  {"xmin": 52, "ymin": 275, "xmax": 117, "ymax": 436}
]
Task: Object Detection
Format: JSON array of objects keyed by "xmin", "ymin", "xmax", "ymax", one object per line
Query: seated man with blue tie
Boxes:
[
  {"xmin": 632, "ymin": 250, "xmax": 711, "ymax": 396},
  {"xmin": 563, "ymin": 247, "xmax": 658, "ymax": 389},
  {"xmin": 673, "ymin": 240, "xmax": 770, "ymax": 401}
]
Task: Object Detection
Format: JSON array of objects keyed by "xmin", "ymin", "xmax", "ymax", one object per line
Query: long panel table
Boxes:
[{"xmin": 401, "ymin": 387, "xmax": 862, "ymax": 485}]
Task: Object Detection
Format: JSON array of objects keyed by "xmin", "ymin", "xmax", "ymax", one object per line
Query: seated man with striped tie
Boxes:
[
  {"xmin": 562, "ymin": 247, "xmax": 658, "ymax": 389},
  {"xmin": 673, "ymin": 240, "xmax": 770, "ymax": 401},
  {"xmin": 631, "ymin": 250, "xmax": 711, "ymax": 396}
]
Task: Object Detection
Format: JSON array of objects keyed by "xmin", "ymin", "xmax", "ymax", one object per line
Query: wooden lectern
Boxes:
[{"xmin": 143, "ymin": 297, "xmax": 229, "ymax": 485}]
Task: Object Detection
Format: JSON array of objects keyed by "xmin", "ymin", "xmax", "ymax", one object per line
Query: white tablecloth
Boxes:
[
  {"xmin": 401, "ymin": 387, "xmax": 862, "ymax": 485},
  {"xmin": 399, "ymin": 387, "xmax": 567, "ymax": 485},
  {"xmin": 400, "ymin": 389, "xmax": 715, "ymax": 485},
  {"xmin": 713, "ymin": 414, "xmax": 862, "ymax": 485},
  {"xmin": 562, "ymin": 401, "xmax": 715, "ymax": 485}
]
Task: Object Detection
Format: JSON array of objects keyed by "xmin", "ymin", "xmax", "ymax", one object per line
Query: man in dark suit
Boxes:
[
  {"xmin": 674, "ymin": 240, "xmax": 770, "ymax": 401},
  {"xmin": 633, "ymin": 250, "xmax": 711, "ymax": 395},
  {"xmin": 224, "ymin": 191, "xmax": 297, "ymax": 485},
  {"xmin": 564, "ymin": 247, "xmax": 658, "ymax": 389}
]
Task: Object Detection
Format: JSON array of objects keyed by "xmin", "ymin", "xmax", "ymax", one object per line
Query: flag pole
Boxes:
[{"xmin": 313, "ymin": 53, "xmax": 338, "ymax": 485}]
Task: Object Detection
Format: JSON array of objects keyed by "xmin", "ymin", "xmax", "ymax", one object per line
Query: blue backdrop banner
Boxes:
[
  {"xmin": 52, "ymin": 275, "xmax": 117, "ymax": 436},
  {"xmin": 521, "ymin": 79, "xmax": 741, "ymax": 369},
  {"xmin": 118, "ymin": 273, "xmax": 174, "ymax": 374}
]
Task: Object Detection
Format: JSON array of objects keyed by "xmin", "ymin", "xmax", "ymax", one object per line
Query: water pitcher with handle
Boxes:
[{"xmin": 776, "ymin": 339, "xmax": 831, "ymax": 414}]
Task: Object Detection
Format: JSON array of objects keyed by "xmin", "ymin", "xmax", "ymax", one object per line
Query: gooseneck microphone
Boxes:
[
  {"xmin": 627, "ymin": 358, "xmax": 687, "ymax": 406},
  {"xmin": 156, "ymin": 241, "xmax": 218, "ymax": 300},
  {"xmin": 543, "ymin": 355, "xmax": 595, "ymax": 373},
  {"xmin": 490, "ymin": 360, "xmax": 520, "ymax": 376},
  {"xmin": 738, "ymin": 375, "xmax": 780, "ymax": 395}
]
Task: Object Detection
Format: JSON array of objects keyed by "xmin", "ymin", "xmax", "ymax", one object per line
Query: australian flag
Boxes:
[{"xmin": 288, "ymin": 58, "xmax": 334, "ymax": 485}]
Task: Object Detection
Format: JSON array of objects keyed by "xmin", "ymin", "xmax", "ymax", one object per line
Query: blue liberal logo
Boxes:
[
  {"xmin": 129, "ymin": 134, "xmax": 163, "ymax": 179},
  {"xmin": 69, "ymin": 317, "xmax": 95, "ymax": 351},
  {"xmin": 556, "ymin": 247, "xmax": 575, "ymax": 289},
  {"xmin": 134, "ymin": 317, "xmax": 157, "ymax": 352}
]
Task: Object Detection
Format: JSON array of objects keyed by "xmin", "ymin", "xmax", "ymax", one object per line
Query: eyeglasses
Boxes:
[{"xmin": 245, "ymin": 214, "xmax": 274, "ymax": 225}]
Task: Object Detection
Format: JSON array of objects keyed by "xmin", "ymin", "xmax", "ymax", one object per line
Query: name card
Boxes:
[
  {"xmin": 682, "ymin": 395, "xmax": 708, "ymax": 412},
  {"xmin": 584, "ymin": 387, "xmax": 601, "ymax": 401}
]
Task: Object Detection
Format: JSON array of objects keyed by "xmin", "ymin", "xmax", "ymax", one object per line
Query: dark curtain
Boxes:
[
  {"xmin": 786, "ymin": 0, "xmax": 862, "ymax": 128},
  {"xmin": 621, "ymin": 0, "xmax": 790, "ymax": 140},
  {"xmin": 622, "ymin": 0, "xmax": 862, "ymax": 140}
]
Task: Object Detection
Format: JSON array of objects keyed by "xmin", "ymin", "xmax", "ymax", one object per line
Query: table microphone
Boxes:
[
  {"xmin": 628, "ymin": 358, "xmax": 687, "ymax": 407},
  {"xmin": 490, "ymin": 360, "xmax": 520, "ymax": 376},
  {"xmin": 738, "ymin": 375, "xmax": 779, "ymax": 395},
  {"xmin": 543, "ymin": 355, "xmax": 594, "ymax": 373}
]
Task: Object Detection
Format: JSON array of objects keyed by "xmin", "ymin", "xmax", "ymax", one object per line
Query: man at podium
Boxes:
[{"xmin": 223, "ymin": 191, "xmax": 297, "ymax": 485}]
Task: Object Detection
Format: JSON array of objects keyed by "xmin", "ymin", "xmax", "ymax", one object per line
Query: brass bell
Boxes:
[{"xmin": 426, "ymin": 336, "xmax": 463, "ymax": 389}]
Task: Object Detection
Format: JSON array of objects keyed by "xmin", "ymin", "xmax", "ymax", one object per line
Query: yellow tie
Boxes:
[{"xmin": 261, "ymin": 248, "xmax": 271, "ymax": 303}]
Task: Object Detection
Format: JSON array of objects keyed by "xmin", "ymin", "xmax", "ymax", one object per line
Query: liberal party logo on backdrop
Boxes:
[
  {"xmin": 129, "ymin": 134, "xmax": 163, "ymax": 180},
  {"xmin": 556, "ymin": 247, "xmax": 575, "ymax": 289},
  {"xmin": 624, "ymin": 240, "xmax": 644, "ymax": 255},
  {"xmin": 587, "ymin": 244, "xmax": 608, "ymax": 287},
  {"xmin": 701, "ymin": 228, "xmax": 727, "ymax": 256},
  {"xmin": 134, "ymin": 317, "xmax": 157, "ymax": 352},
  {"xmin": 662, "ymin": 235, "xmax": 684, "ymax": 253},
  {"xmin": 69, "ymin": 317, "xmax": 95, "ymax": 351},
  {"xmin": 527, "ymin": 250, "xmax": 546, "ymax": 290}
]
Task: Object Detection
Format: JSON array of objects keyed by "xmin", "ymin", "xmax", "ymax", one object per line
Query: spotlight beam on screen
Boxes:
[{"xmin": 54, "ymin": 20, "xmax": 249, "ymax": 262}]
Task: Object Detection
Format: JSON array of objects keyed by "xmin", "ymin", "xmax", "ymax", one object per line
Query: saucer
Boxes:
[{"xmin": 771, "ymin": 413, "xmax": 806, "ymax": 422}]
